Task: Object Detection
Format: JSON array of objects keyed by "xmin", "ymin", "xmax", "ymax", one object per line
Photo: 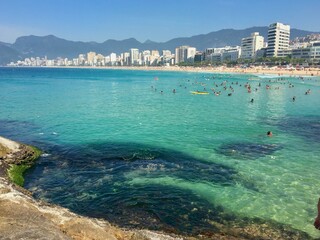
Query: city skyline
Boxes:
[{"xmin": 1, "ymin": 0, "xmax": 320, "ymax": 44}]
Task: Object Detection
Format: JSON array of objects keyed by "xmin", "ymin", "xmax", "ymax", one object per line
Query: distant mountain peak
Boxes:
[{"xmin": 144, "ymin": 39, "xmax": 155, "ymax": 44}]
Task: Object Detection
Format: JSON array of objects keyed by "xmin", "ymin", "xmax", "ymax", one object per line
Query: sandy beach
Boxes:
[{"xmin": 41, "ymin": 65, "xmax": 320, "ymax": 77}]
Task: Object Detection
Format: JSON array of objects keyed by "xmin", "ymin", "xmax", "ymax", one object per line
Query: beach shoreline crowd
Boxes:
[
  {"xmin": 35, "ymin": 65, "xmax": 320, "ymax": 77},
  {"xmin": 4, "ymin": 63, "xmax": 320, "ymax": 77}
]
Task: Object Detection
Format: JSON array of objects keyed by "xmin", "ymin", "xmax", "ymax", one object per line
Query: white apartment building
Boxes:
[
  {"xmin": 206, "ymin": 46, "xmax": 241, "ymax": 62},
  {"xmin": 150, "ymin": 50, "xmax": 160, "ymax": 65},
  {"xmin": 241, "ymin": 32, "xmax": 264, "ymax": 59},
  {"xmin": 175, "ymin": 46, "xmax": 196, "ymax": 64},
  {"xmin": 121, "ymin": 52, "xmax": 130, "ymax": 66},
  {"xmin": 292, "ymin": 42, "xmax": 320, "ymax": 62},
  {"xmin": 222, "ymin": 46, "xmax": 241, "ymax": 62},
  {"xmin": 78, "ymin": 54, "xmax": 86, "ymax": 65},
  {"xmin": 162, "ymin": 50, "xmax": 172, "ymax": 57},
  {"xmin": 310, "ymin": 42, "xmax": 320, "ymax": 61},
  {"xmin": 141, "ymin": 50, "xmax": 151, "ymax": 66},
  {"xmin": 87, "ymin": 52, "xmax": 96, "ymax": 65},
  {"xmin": 266, "ymin": 22, "xmax": 290, "ymax": 57},
  {"xmin": 204, "ymin": 48, "xmax": 215, "ymax": 61},
  {"xmin": 211, "ymin": 53, "xmax": 222, "ymax": 62},
  {"xmin": 162, "ymin": 50, "xmax": 173, "ymax": 65},
  {"xmin": 110, "ymin": 53, "xmax": 117, "ymax": 64},
  {"xmin": 130, "ymin": 48, "xmax": 140, "ymax": 65}
]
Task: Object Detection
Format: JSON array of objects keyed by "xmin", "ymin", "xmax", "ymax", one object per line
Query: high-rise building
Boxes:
[
  {"xmin": 78, "ymin": 54, "xmax": 85, "ymax": 65},
  {"xmin": 142, "ymin": 50, "xmax": 151, "ymax": 66},
  {"xmin": 175, "ymin": 46, "xmax": 196, "ymax": 64},
  {"xmin": 87, "ymin": 52, "xmax": 96, "ymax": 65},
  {"xmin": 110, "ymin": 53, "xmax": 117, "ymax": 65},
  {"xmin": 121, "ymin": 52, "xmax": 130, "ymax": 66},
  {"xmin": 130, "ymin": 48, "xmax": 140, "ymax": 65},
  {"xmin": 241, "ymin": 32, "xmax": 264, "ymax": 59},
  {"xmin": 162, "ymin": 50, "xmax": 171, "ymax": 57},
  {"xmin": 266, "ymin": 22, "xmax": 290, "ymax": 57}
]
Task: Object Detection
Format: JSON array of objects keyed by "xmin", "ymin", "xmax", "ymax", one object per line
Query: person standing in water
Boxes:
[{"xmin": 315, "ymin": 198, "xmax": 320, "ymax": 230}]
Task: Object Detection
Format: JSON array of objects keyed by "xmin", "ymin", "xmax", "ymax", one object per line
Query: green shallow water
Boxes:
[{"xmin": 0, "ymin": 67, "xmax": 320, "ymax": 238}]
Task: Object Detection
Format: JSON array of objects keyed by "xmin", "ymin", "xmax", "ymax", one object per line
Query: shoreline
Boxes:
[{"xmin": 3, "ymin": 65, "xmax": 320, "ymax": 77}]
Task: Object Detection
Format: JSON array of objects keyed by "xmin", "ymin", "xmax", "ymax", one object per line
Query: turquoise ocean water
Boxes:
[{"xmin": 0, "ymin": 67, "xmax": 319, "ymax": 238}]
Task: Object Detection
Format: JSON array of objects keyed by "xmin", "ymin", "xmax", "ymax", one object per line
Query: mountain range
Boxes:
[{"xmin": 0, "ymin": 26, "xmax": 318, "ymax": 65}]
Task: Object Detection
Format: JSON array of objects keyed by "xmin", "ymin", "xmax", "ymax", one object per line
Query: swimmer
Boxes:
[
  {"xmin": 173, "ymin": 89, "xmax": 176, "ymax": 93},
  {"xmin": 314, "ymin": 198, "xmax": 320, "ymax": 230},
  {"xmin": 250, "ymin": 98, "xmax": 254, "ymax": 103},
  {"xmin": 293, "ymin": 96, "xmax": 296, "ymax": 102},
  {"xmin": 267, "ymin": 131, "xmax": 273, "ymax": 137}
]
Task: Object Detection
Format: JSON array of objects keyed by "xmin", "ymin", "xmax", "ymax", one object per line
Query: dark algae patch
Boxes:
[
  {"xmin": 261, "ymin": 115, "xmax": 320, "ymax": 143},
  {"xmin": 216, "ymin": 142, "xmax": 283, "ymax": 160},
  {"xmin": 278, "ymin": 115, "xmax": 320, "ymax": 143}
]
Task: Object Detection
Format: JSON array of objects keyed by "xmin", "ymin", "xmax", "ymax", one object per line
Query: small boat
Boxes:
[{"xmin": 190, "ymin": 91, "xmax": 209, "ymax": 95}]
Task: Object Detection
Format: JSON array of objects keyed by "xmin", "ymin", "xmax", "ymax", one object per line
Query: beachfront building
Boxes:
[
  {"xmin": 175, "ymin": 46, "xmax": 196, "ymax": 64},
  {"xmin": 241, "ymin": 32, "xmax": 264, "ymax": 59},
  {"xmin": 292, "ymin": 42, "xmax": 320, "ymax": 63},
  {"xmin": 204, "ymin": 48, "xmax": 215, "ymax": 61},
  {"xmin": 78, "ymin": 54, "xmax": 86, "ymax": 65},
  {"xmin": 94, "ymin": 54, "xmax": 105, "ymax": 66},
  {"xmin": 204, "ymin": 46, "xmax": 240, "ymax": 63},
  {"xmin": 150, "ymin": 50, "xmax": 160, "ymax": 65},
  {"xmin": 130, "ymin": 48, "xmax": 140, "ymax": 66},
  {"xmin": 266, "ymin": 22, "xmax": 290, "ymax": 57},
  {"xmin": 104, "ymin": 53, "xmax": 117, "ymax": 66},
  {"xmin": 277, "ymin": 49, "xmax": 292, "ymax": 58},
  {"xmin": 109, "ymin": 53, "xmax": 117, "ymax": 66},
  {"xmin": 141, "ymin": 50, "xmax": 151, "ymax": 66},
  {"xmin": 221, "ymin": 46, "xmax": 241, "ymax": 62},
  {"xmin": 162, "ymin": 50, "xmax": 173, "ymax": 66},
  {"xmin": 211, "ymin": 53, "xmax": 222, "ymax": 62},
  {"xmin": 87, "ymin": 52, "xmax": 96, "ymax": 65},
  {"xmin": 194, "ymin": 51, "xmax": 205, "ymax": 62},
  {"xmin": 121, "ymin": 52, "xmax": 130, "ymax": 66},
  {"xmin": 310, "ymin": 42, "xmax": 320, "ymax": 62},
  {"xmin": 255, "ymin": 48, "xmax": 267, "ymax": 58}
]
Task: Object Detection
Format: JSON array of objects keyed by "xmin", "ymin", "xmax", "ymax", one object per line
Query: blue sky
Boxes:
[{"xmin": 0, "ymin": 0, "xmax": 319, "ymax": 43}]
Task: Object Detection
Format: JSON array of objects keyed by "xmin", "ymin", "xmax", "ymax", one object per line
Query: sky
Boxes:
[{"xmin": 0, "ymin": 0, "xmax": 319, "ymax": 44}]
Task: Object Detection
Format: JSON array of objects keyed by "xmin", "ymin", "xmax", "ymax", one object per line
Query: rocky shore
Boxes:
[{"xmin": 0, "ymin": 136, "xmax": 186, "ymax": 240}]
